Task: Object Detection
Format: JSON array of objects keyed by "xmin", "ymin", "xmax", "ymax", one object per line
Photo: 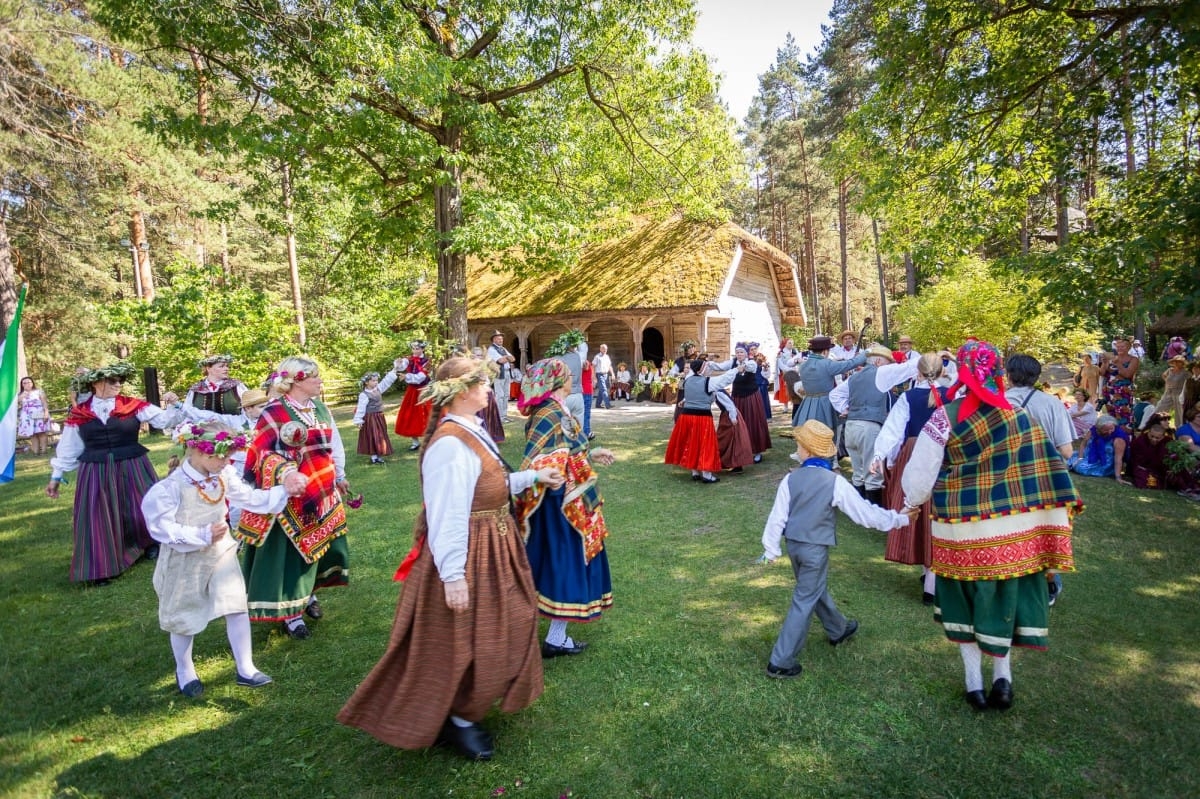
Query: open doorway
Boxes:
[{"xmin": 641, "ymin": 327, "xmax": 665, "ymax": 368}]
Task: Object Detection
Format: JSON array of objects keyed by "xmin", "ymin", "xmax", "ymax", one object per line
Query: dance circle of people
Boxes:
[{"xmin": 35, "ymin": 329, "xmax": 1200, "ymax": 760}]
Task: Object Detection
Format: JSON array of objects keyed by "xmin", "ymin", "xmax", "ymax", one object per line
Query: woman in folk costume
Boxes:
[
  {"xmin": 711, "ymin": 344, "xmax": 772, "ymax": 463},
  {"xmin": 184, "ymin": 354, "xmax": 248, "ymax": 427},
  {"xmin": 513, "ymin": 358, "xmax": 617, "ymax": 658},
  {"xmin": 394, "ymin": 340, "xmax": 433, "ymax": 450},
  {"xmin": 46, "ymin": 362, "xmax": 188, "ymax": 584},
  {"xmin": 664, "ymin": 358, "xmax": 738, "ymax": 483},
  {"xmin": 353, "ymin": 369, "xmax": 398, "ymax": 464},
  {"xmin": 869, "ymin": 352, "xmax": 949, "ymax": 605},
  {"xmin": 237, "ymin": 356, "xmax": 352, "ymax": 639},
  {"xmin": 339, "ymin": 357, "xmax": 561, "ymax": 761},
  {"xmin": 471, "ymin": 346, "xmax": 506, "ymax": 443},
  {"xmin": 774, "ymin": 338, "xmax": 799, "ymax": 407},
  {"xmin": 901, "ymin": 340, "xmax": 1081, "ymax": 712}
]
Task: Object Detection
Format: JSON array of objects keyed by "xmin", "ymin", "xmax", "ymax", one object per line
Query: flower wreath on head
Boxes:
[
  {"xmin": 198, "ymin": 354, "xmax": 233, "ymax": 369},
  {"xmin": 409, "ymin": 339, "xmax": 428, "ymax": 351},
  {"xmin": 545, "ymin": 329, "xmax": 586, "ymax": 357},
  {"xmin": 71, "ymin": 361, "xmax": 137, "ymax": 396},
  {"xmin": 418, "ymin": 358, "xmax": 494, "ymax": 408},
  {"xmin": 678, "ymin": 340, "xmax": 696, "ymax": 353},
  {"xmin": 175, "ymin": 424, "xmax": 248, "ymax": 457},
  {"xmin": 271, "ymin": 369, "xmax": 311, "ymax": 386},
  {"xmin": 359, "ymin": 371, "xmax": 381, "ymax": 390}
]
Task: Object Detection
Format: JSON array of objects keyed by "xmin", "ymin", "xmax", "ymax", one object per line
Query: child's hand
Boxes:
[{"xmin": 211, "ymin": 519, "xmax": 229, "ymax": 541}]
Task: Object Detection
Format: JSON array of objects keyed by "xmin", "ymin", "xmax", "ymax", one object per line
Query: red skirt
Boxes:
[
  {"xmin": 664, "ymin": 413, "xmax": 722, "ymax": 472},
  {"xmin": 883, "ymin": 438, "xmax": 932, "ymax": 567},
  {"xmin": 733, "ymin": 393, "xmax": 772, "ymax": 453},
  {"xmin": 717, "ymin": 411, "xmax": 755, "ymax": 469},
  {"xmin": 394, "ymin": 386, "xmax": 432, "ymax": 437},
  {"xmin": 357, "ymin": 412, "xmax": 394, "ymax": 456}
]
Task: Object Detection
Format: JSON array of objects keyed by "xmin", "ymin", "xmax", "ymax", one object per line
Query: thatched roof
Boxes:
[
  {"xmin": 1148, "ymin": 312, "xmax": 1200, "ymax": 336},
  {"xmin": 397, "ymin": 214, "xmax": 800, "ymax": 327}
]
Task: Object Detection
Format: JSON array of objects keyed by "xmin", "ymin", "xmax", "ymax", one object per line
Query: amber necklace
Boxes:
[{"xmin": 190, "ymin": 474, "xmax": 226, "ymax": 504}]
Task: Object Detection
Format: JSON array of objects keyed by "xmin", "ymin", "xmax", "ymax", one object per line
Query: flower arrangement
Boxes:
[
  {"xmin": 1165, "ymin": 439, "xmax": 1200, "ymax": 477},
  {"xmin": 175, "ymin": 424, "xmax": 248, "ymax": 457},
  {"xmin": 544, "ymin": 329, "xmax": 586, "ymax": 357}
]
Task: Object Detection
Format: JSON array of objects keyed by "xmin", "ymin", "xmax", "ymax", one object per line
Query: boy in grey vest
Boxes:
[{"xmin": 759, "ymin": 420, "xmax": 911, "ymax": 678}]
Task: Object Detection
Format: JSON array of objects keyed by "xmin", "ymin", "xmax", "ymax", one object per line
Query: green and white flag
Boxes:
[{"xmin": 1, "ymin": 284, "xmax": 28, "ymax": 484}]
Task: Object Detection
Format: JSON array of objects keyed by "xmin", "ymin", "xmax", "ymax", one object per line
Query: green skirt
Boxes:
[
  {"xmin": 933, "ymin": 573, "xmax": 1049, "ymax": 657},
  {"xmin": 242, "ymin": 523, "xmax": 349, "ymax": 622}
]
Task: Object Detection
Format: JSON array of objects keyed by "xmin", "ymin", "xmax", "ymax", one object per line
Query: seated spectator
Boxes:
[
  {"xmin": 1127, "ymin": 416, "xmax": 1173, "ymax": 489},
  {"xmin": 1132, "ymin": 392, "xmax": 1158, "ymax": 430},
  {"xmin": 614, "ymin": 362, "xmax": 632, "ymax": 401},
  {"xmin": 1177, "ymin": 406, "xmax": 1200, "ymax": 451},
  {"xmin": 1069, "ymin": 415, "xmax": 1131, "ymax": 483},
  {"xmin": 1069, "ymin": 389, "xmax": 1097, "ymax": 440}
]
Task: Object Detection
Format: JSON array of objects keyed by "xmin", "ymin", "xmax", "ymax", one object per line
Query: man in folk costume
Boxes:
[
  {"xmin": 830, "ymin": 344, "xmax": 918, "ymax": 505},
  {"xmin": 184, "ymin": 354, "xmax": 248, "ymax": 427},
  {"xmin": 793, "ymin": 335, "xmax": 865, "ymax": 430},
  {"xmin": 901, "ymin": 339, "xmax": 1081, "ymax": 712},
  {"xmin": 668, "ymin": 340, "xmax": 700, "ymax": 378},
  {"xmin": 237, "ymin": 356, "xmax": 352, "ymax": 639},
  {"xmin": 486, "ymin": 330, "xmax": 517, "ymax": 422},
  {"xmin": 394, "ymin": 340, "xmax": 433, "ymax": 451}
]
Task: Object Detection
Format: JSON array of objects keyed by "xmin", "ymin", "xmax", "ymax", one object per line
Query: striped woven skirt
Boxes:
[
  {"xmin": 883, "ymin": 438, "xmax": 933, "ymax": 567},
  {"xmin": 732, "ymin": 393, "xmax": 772, "ymax": 454},
  {"xmin": 69, "ymin": 454, "xmax": 158, "ymax": 582},
  {"xmin": 338, "ymin": 510, "xmax": 543, "ymax": 749},
  {"xmin": 356, "ymin": 412, "xmax": 394, "ymax": 456}
]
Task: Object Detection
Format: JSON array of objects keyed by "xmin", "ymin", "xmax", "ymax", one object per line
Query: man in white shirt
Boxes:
[
  {"xmin": 486, "ymin": 331, "xmax": 516, "ymax": 421},
  {"xmin": 592, "ymin": 344, "xmax": 614, "ymax": 410}
]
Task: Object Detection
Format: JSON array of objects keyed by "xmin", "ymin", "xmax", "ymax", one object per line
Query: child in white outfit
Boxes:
[{"xmin": 142, "ymin": 421, "xmax": 306, "ymax": 697}]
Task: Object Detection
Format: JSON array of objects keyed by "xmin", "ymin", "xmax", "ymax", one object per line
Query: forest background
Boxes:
[{"xmin": 2, "ymin": 0, "xmax": 1198, "ymax": 402}]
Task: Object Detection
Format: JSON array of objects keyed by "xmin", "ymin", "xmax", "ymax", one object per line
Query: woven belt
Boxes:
[
  {"xmin": 470, "ymin": 507, "xmax": 511, "ymax": 535},
  {"xmin": 805, "ymin": 391, "xmax": 829, "ymax": 398}
]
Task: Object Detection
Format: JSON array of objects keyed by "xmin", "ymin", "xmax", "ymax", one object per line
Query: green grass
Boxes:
[{"xmin": 2, "ymin": 404, "xmax": 1199, "ymax": 798}]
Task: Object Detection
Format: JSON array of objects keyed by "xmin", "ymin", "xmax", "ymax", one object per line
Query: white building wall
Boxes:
[{"xmin": 714, "ymin": 252, "xmax": 782, "ymax": 360}]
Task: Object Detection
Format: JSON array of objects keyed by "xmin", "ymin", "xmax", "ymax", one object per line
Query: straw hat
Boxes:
[
  {"xmin": 793, "ymin": 420, "xmax": 837, "ymax": 459},
  {"xmin": 865, "ymin": 344, "xmax": 895, "ymax": 363},
  {"xmin": 838, "ymin": 329, "xmax": 856, "ymax": 341},
  {"xmin": 897, "ymin": 335, "xmax": 913, "ymax": 345},
  {"xmin": 1169, "ymin": 355, "xmax": 1188, "ymax": 365},
  {"xmin": 240, "ymin": 388, "xmax": 269, "ymax": 408}
]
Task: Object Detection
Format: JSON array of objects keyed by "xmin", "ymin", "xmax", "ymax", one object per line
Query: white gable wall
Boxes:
[{"xmin": 713, "ymin": 249, "xmax": 782, "ymax": 359}]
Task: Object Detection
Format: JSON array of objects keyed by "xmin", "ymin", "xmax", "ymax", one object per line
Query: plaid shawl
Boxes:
[
  {"xmin": 235, "ymin": 398, "xmax": 346, "ymax": 563},
  {"xmin": 513, "ymin": 398, "xmax": 608, "ymax": 563},
  {"xmin": 933, "ymin": 401, "xmax": 1083, "ymax": 522}
]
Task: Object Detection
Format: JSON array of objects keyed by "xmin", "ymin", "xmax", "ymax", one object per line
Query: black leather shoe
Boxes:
[
  {"xmin": 829, "ymin": 619, "xmax": 859, "ymax": 646},
  {"xmin": 766, "ymin": 662, "xmax": 803, "ymax": 679},
  {"xmin": 691, "ymin": 473, "xmax": 701, "ymax": 481},
  {"xmin": 305, "ymin": 598, "xmax": 323, "ymax": 619},
  {"xmin": 408, "ymin": 442, "xmax": 420, "ymax": 451},
  {"xmin": 179, "ymin": 679, "xmax": 204, "ymax": 698},
  {"xmin": 753, "ymin": 454, "xmax": 763, "ymax": 463},
  {"xmin": 281, "ymin": 620, "xmax": 311, "ymax": 639},
  {"xmin": 236, "ymin": 671, "xmax": 273, "ymax": 688},
  {"xmin": 144, "ymin": 544, "xmax": 160, "ymax": 561},
  {"xmin": 922, "ymin": 592, "xmax": 936, "ymax": 606},
  {"xmin": 730, "ymin": 467, "xmax": 744, "ymax": 474},
  {"xmin": 541, "ymin": 639, "xmax": 589, "ymax": 658},
  {"xmin": 436, "ymin": 720, "xmax": 494, "ymax": 761},
  {"xmin": 700, "ymin": 475, "xmax": 720, "ymax": 484},
  {"xmin": 965, "ymin": 690, "xmax": 988, "ymax": 711},
  {"xmin": 988, "ymin": 678, "xmax": 1014, "ymax": 710}
]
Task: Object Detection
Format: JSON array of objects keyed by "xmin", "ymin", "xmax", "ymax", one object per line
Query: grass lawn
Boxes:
[{"xmin": 2, "ymin": 402, "xmax": 1198, "ymax": 799}]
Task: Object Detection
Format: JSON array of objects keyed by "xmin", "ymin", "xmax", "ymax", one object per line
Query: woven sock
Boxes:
[
  {"xmin": 226, "ymin": 612, "xmax": 257, "ymax": 676},
  {"xmin": 959, "ymin": 642, "xmax": 983, "ymax": 692},
  {"xmin": 546, "ymin": 619, "xmax": 568, "ymax": 647},
  {"xmin": 993, "ymin": 652, "xmax": 1013, "ymax": 683},
  {"xmin": 170, "ymin": 633, "xmax": 198, "ymax": 687},
  {"xmin": 923, "ymin": 569, "xmax": 936, "ymax": 595},
  {"xmin": 284, "ymin": 616, "xmax": 306, "ymax": 632}
]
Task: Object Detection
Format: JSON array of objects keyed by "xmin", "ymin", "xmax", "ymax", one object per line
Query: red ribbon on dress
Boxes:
[{"xmin": 392, "ymin": 533, "xmax": 425, "ymax": 582}]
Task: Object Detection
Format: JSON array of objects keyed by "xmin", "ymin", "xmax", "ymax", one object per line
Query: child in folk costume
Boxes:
[
  {"xmin": 614, "ymin": 362, "xmax": 632, "ymax": 401},
  {"xmin": 142, "ymin": 422, "xmax": 308, "ymax": 697},
  {"xmin": 353, "ymin": 370, "xmax": 398, "ymax": 464},
  {"xmin": 394, "ymin": 341, "xmax": 433, "ymax": 451},
  {"xmin": 759, "ymin": 421, "xmax": 910, "ymax": 679}
]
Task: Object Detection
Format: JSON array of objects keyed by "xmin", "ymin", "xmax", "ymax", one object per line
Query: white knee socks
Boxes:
[
  {"xmin": 226, "ymin": 612, "xmax": 257, "ymax": 677},
  {"xmin": 959, "ymin": 642, "xmax": 983, "ymax": 692},
  {"xmin": 993, "ymin": 652, "xmax": 1012, "ymax": 683},
  {"xmin": 546, "ymin": 619, "xmax": 569, "ymax": 647},
  {"xmin": 170, "ymin": 633, "xmax": 198, "ymax": 688}
]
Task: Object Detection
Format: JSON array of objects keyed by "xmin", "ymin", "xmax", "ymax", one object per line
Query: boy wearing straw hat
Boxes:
[{"xmin": 759, "ymin": 420, "xmax": 910, "ymax": 678}]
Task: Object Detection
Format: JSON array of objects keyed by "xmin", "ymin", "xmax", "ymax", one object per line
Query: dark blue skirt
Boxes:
[{"xmin": 525, "ymin": 487, "xmax": 612, "ymax": 621}]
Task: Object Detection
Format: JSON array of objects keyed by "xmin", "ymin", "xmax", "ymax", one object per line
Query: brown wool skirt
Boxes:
[
  {"xmin": 357, "ymin": 412, "xmax": 395, "ymax": 457},
  {"xmin": 717, "ymin": 412, "xmax": 754, "ymax": 469},
  {"xmin": 337, "ymin": 513, "xmax": 543, "ymax": 749},
  {"xmin": 732, "ymin": 393, "xmax": 772, "ymax": 453},
  {"xmin": 883, "ymin": 438, "xmax": 932, "ymax": 567}
]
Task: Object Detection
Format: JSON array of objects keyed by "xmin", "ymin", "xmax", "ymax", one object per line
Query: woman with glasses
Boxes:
[{"xmin": 46, "ymin": 362, "xmax": 185, "ymax": 585}]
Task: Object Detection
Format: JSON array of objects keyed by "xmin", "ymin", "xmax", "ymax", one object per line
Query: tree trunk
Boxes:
[
  {"xmin": 838, "ymin": 178, "xmax": 850, "ymax": 331},
  {"xmin": 0, "ymin": 215, "xmax": 18, "ymax": 331},
  {"xmin": 872, "ymin": 219, "xmax": 890, "ymax": 342},
  {"xmin": 281, "ymin": 163, "xmax": 307, "ymax": 348},
  {"xmin": 128, "ymin": 208, "xmax": 155, "ymax": 302},
  {"xmin": 904, "ymin": 252, "xmax": 916, "ymax": 296},
  {"xmin": 435, "ymin": 126, "xmax": 467, "ymax": 343}
]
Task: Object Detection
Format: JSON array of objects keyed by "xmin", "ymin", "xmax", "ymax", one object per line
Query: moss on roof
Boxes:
[{"xmin": 465, "ymin": 214, "xmax": 794, "ymax": 320}]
